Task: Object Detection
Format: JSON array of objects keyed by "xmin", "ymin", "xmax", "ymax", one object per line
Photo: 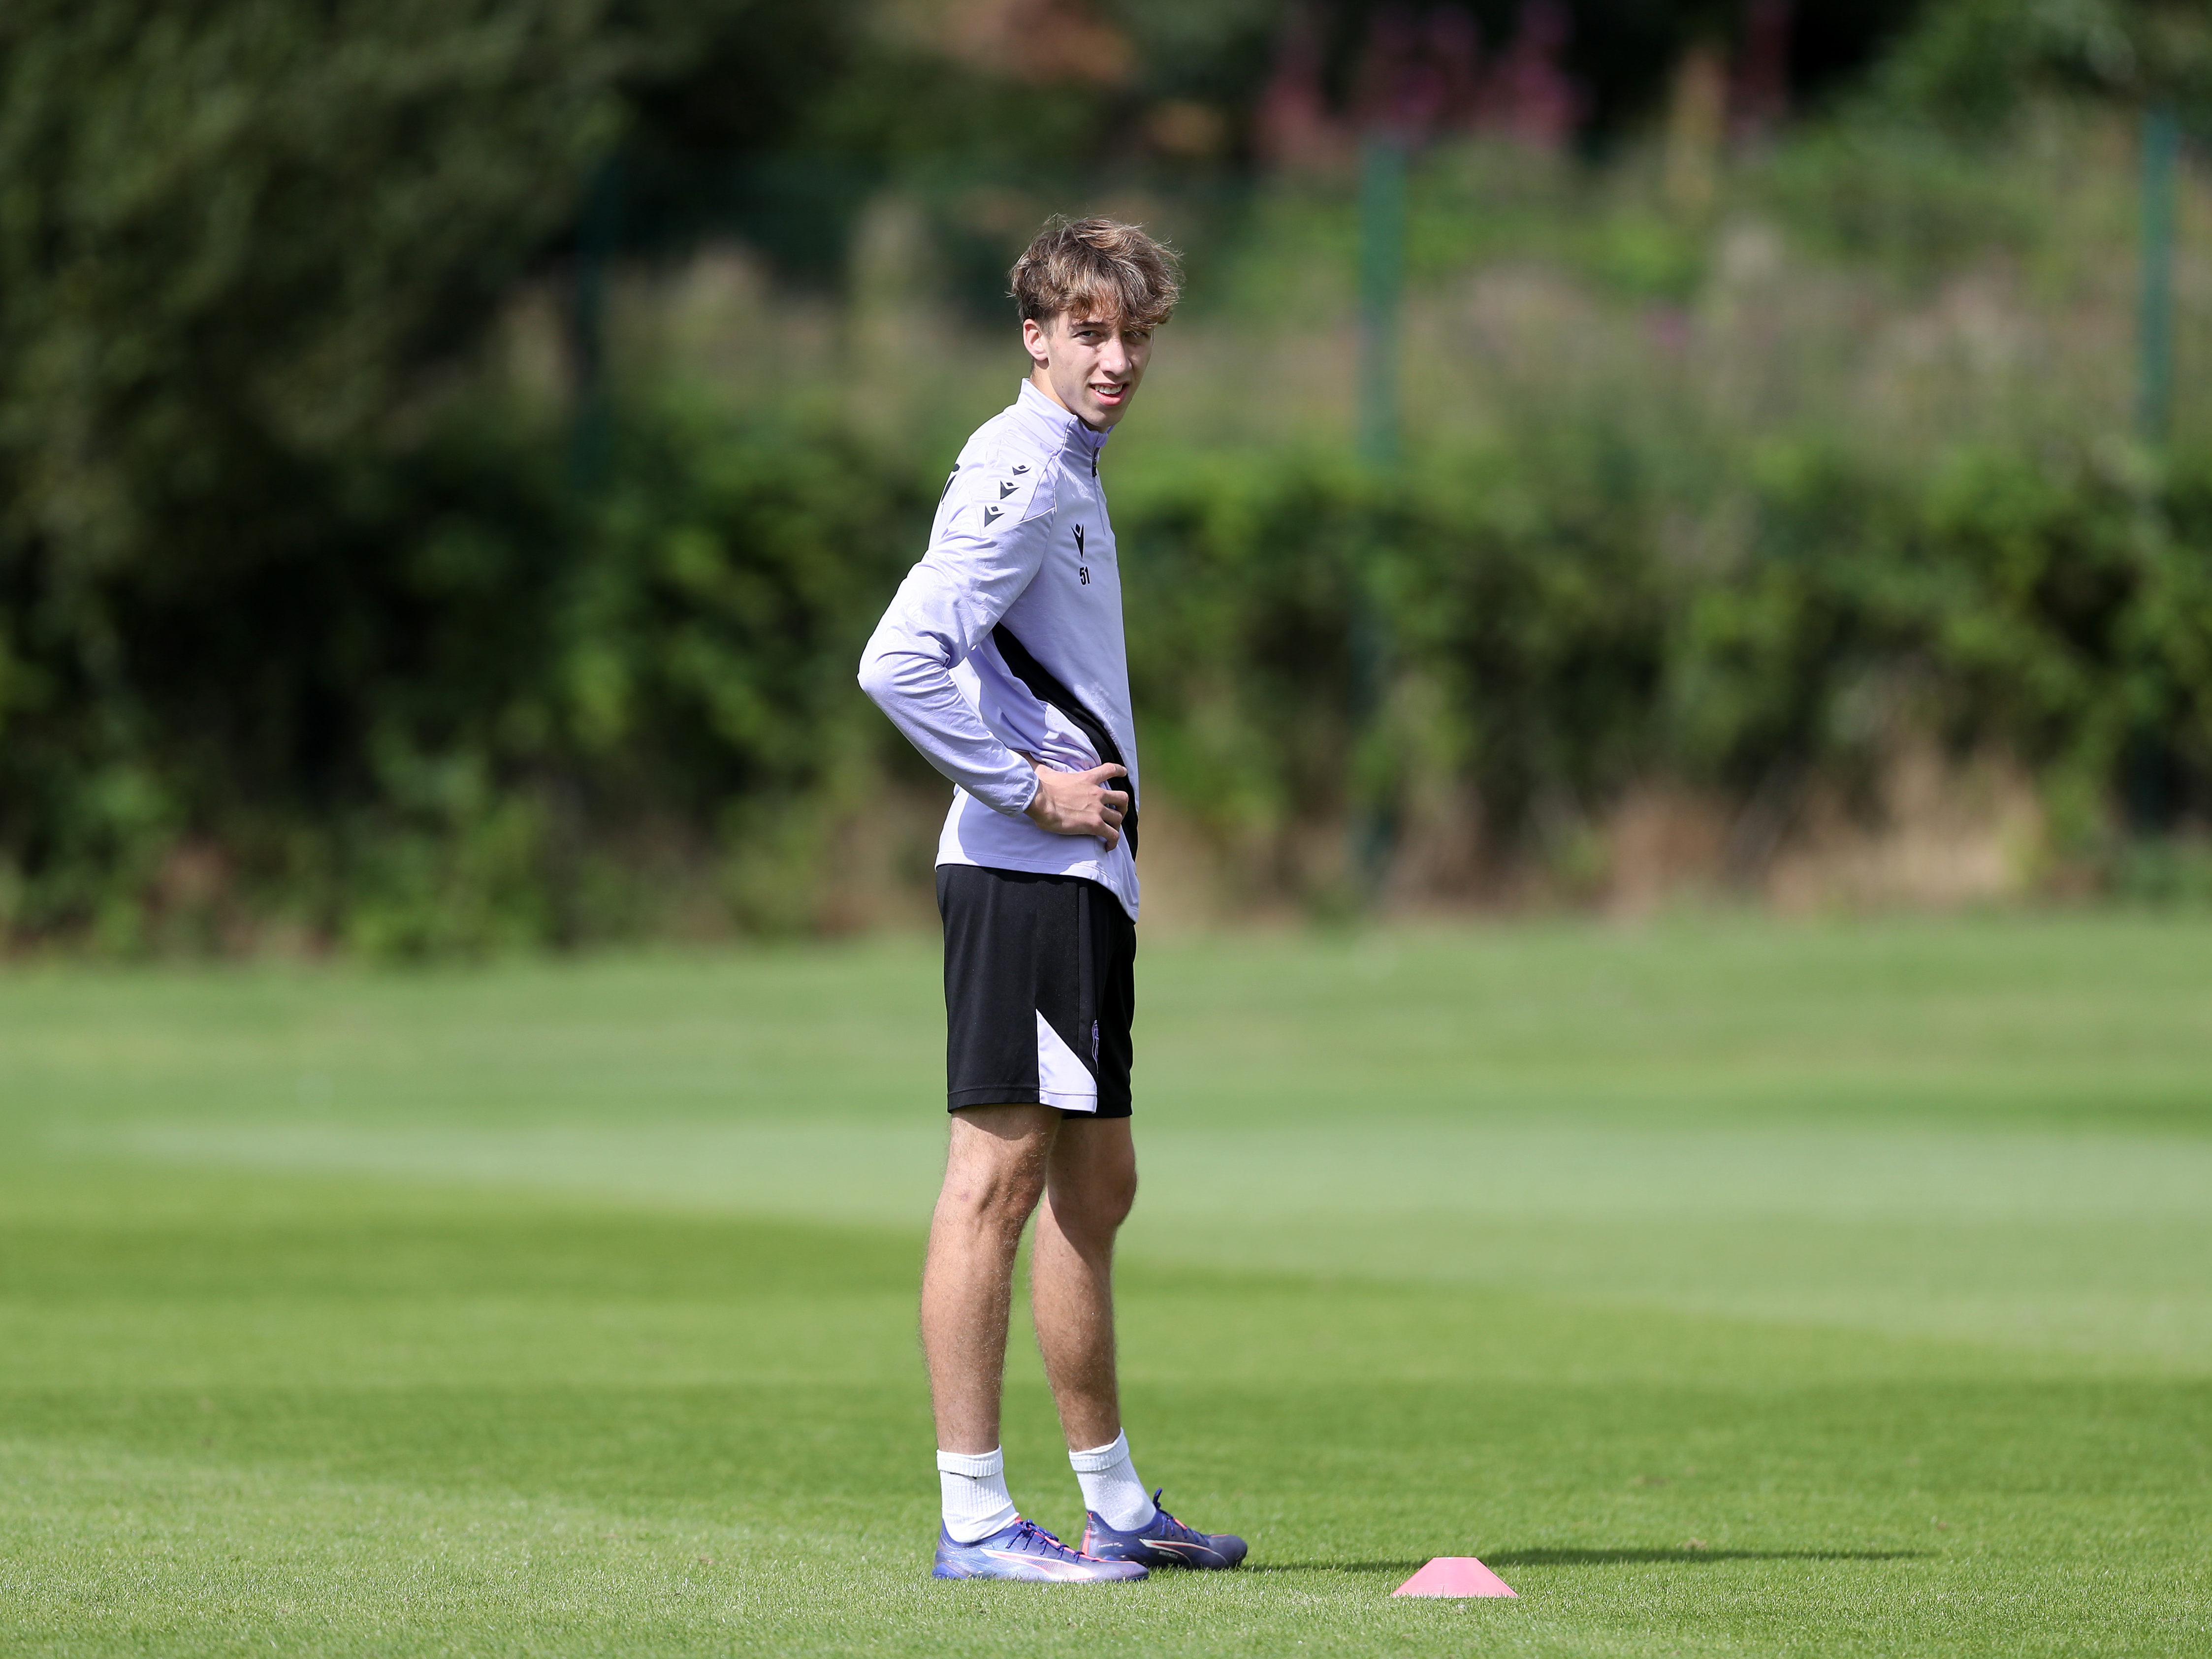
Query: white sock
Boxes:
[
  {"xmin": 1069, "ymin": 1430, "xmax": 1156, "ymax": 1531},
  {"xmin": 937, "ymin": 1447, "xmax": 1019, "ymax": 1544}
]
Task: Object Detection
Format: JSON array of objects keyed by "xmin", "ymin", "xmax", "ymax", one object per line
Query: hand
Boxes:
[{"xmin": 1023, "ymin": 759, "xmax": 1129, "ymax": 849}]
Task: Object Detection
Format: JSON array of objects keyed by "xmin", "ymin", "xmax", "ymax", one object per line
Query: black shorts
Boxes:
[{"xmin": 936, "ymin": 864, "xmax": 1135, "ymax": 1118}]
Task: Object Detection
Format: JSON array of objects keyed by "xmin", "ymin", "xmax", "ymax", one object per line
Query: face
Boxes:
[{"xmin": 1022, "ymin": 310, "xmax": 1154, "ymax": 430}]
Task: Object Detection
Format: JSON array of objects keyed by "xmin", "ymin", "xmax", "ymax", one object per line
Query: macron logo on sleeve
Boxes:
[{"xmin": 983, "ymin": 506, "xmax": 1004, "ymax": 527}]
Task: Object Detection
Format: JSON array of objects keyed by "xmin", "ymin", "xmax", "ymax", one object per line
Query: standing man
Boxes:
[{"xmin": 858, "ymin": 217, "xmax": 1248, "ymax": 1584}]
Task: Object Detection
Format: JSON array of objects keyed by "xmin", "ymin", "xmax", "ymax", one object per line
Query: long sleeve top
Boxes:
[{"xmin": 858, "ymin": 380, "xmax": 1141, "ymax": 921}]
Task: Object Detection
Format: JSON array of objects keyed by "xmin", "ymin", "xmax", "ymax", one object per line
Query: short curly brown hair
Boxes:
[{"xmin": 1009, "ymin": 216, "xmax": 1182, "ymax": 330}]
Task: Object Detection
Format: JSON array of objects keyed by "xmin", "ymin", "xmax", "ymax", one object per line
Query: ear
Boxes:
[{"xmin": 1021, "ymin": 316, "xmax": 1052, "ymax": 370}]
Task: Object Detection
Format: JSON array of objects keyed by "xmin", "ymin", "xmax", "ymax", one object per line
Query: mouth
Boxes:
[{"xmin": 1090, "ymin": 383, "xmax": 1130, "ymax": 405}]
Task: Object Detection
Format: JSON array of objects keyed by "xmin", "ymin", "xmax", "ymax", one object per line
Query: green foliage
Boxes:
[
  {"xmin": 7, "ymin": 358, "xmax": 2211, "ymax": 944},
  {"xmin": 1874, "ymin": 0, "xmax": 2212, "ymax": 130},
  {"xmin": 6, "ymin": 1, "xmax": 2212, "ymax": 950},
  {"xmin": 1115, "ymin": 435, "xmax": 2212, "ymax": 893},
  {"xmin": 0, "ymin": 0, "xmax": 617, "ymax": 556},
  {"xmin": 1744, "ymin": 124, "xmax": 2046, "ymax": 276},
  {"xmin": 0, "ymin": 0, "xmax": 898, "ymax": 953},
  {"xmin": 0, "ymin": 361, "xmax": 926, "ymax": 951}
]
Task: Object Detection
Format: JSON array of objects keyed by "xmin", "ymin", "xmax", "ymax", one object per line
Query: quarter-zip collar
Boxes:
[{"xmin": 1016, "ymin": 379, "xmax": 1111, "ymax": 473}]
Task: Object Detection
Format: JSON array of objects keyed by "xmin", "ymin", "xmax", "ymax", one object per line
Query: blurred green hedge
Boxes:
[
  {"xmin": 4, "ymin": 377, "xmax": 2209, "ymax": 950},
  {"xmin": 1122, "ymin": 435, "xmax": 2212, "ymax": 898}
]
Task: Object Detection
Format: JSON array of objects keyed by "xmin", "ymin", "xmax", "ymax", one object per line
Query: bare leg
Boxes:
[
  {"xmin": 921, "ymin": 1104, "xmax": 1058, "ymax": 1453},
  {"xmin": 1030, "ymin": 1117, "xmax": 1138, "ymax": 1451}
]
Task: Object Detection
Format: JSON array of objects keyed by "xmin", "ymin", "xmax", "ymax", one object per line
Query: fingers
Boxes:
[
  {"xmin": 1027, "ymin": 761, "xmax": 1130, "ymax": 846},
  {"xmin": 1068, "ymin": 795, "xmax": 1121, "ymax": 837},
  {"xmin": 1066, "ymin": 797, "xmax": 1120, "ymax": 846}
]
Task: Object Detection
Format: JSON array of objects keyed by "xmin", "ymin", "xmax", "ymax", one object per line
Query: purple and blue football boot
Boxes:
[
  {"xmin": 932, "ymin": 1518, "xmax": 1149, "ymax": 1582},
  {"xmin": 1080, "ymin": 1492, "xmax": 1248, "ymax": 1570}
]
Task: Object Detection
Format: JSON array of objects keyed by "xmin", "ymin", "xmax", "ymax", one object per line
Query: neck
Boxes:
[{"xmin": 1027, "ymin": 369, "xmax": 1105, "ymax": 432}]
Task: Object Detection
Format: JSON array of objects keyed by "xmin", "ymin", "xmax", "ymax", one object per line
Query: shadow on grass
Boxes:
[
  {"xmin": 1488, "ymin": 1548, "xmax": 1926, "ymax": 1566},
  {"xmin": 1250, "ymin": 1547, "xmax": 1925, "ymax": 1574}
]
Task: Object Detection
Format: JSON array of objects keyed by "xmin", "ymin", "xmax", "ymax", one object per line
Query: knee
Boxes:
[
  {"xmin": 1100, "ymin": 1164, "xmax": 1138, "ymax": 1229},
  {"xmin": 1054, "ymin": 1163, "xmax": 1137, "ymax": 1244},
  {"xmin": 939, "ymin": 1158, "xmax": 1048, "ymax": 1238}
]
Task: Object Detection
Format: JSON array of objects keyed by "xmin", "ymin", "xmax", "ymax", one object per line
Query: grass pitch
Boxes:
[{"xmin": 2, "ymin": 913, "xmax": 2209, "ymax": 1656}]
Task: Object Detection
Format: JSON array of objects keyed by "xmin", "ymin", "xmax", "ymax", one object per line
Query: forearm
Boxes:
[{"xmin": 858, "ymin": 643, "xmax": 1039, "ymax": 817}]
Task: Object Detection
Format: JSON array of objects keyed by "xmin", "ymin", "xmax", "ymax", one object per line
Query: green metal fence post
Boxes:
[
  {"xmin": 1348, "ymin": 131, "xmax": 1406, "ymax": 900},
  {"xmin": 1358, "ymin": 133, "xmax": 1406, "ymax": 468}
]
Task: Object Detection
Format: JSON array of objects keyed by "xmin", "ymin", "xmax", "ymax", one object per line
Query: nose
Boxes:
[{"xmin": 1096, "ymin": 335, "xmax": 1130, "ymax": 377}]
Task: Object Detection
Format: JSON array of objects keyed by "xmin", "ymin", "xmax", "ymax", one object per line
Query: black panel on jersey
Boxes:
[{"xmin": 991, "ymin": 623, "xmax": 1138, "ymax": 853}]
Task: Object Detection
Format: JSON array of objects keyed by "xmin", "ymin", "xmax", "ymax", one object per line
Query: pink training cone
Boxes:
[{"xmin": 1393, "ymin": 1556, "xmax": 1517, "ymax": 1598}]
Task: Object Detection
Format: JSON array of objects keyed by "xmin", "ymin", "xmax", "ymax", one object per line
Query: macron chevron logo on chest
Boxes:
[{"xmin": 1074, "ymin": 525, "xmax": 1085, "ymax": 555}]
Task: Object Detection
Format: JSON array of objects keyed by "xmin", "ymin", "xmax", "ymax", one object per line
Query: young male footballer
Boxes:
[{"xmin": 858, "ymin": 217, "xmax": 1248, "ymax": 1584}]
